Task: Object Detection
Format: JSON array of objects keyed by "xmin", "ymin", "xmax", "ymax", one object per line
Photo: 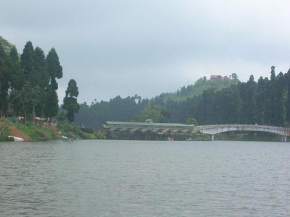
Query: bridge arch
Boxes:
[{"xmin": 197, "ymin": 124, "xmax": 289, "ymax": 141}]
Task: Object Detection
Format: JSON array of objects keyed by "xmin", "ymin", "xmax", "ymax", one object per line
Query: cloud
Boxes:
[{"xmin": 1, "ymin": 0, "xmax": 290, "ymax": 102}]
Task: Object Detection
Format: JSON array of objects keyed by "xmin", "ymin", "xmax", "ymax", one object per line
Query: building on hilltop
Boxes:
[{"xmin": 209, "ymin": 75, "xmax": 232, "ymax": 80}]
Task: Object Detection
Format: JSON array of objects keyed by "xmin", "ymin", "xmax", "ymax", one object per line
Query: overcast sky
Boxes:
[{"xmin": 1, "ymin": 0, "xmax": 290, "ymax": 102}]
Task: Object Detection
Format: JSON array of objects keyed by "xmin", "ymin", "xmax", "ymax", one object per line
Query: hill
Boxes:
[
  {"xmin": 75, "ymin": 76, "xmax": 239, "ymax": 128},
  {"xmin": 152, "ymin": 75, "xmax": 239, "ymax": 104}
]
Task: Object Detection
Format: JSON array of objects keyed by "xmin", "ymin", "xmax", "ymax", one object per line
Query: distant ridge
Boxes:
[{"xmin": 153, "ymin": 75, "xmax": 239, "ymax": 103}]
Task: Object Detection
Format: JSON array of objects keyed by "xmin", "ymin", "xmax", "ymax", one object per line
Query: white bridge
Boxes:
[
  {"xmin": 104, "ymin": 121, "xmax": 290, "ymax": 142},
  {"xmin": 197, "ymin": 124, "xmax": 289, "ymax": 142}
]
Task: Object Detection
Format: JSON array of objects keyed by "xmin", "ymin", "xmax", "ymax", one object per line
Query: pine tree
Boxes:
[
  {"xmin": 47, "ymin": 48, "xmax": 63, "ymax": 82},
  {"xmin": 9, "ymin": 46, "xmax": 22, "ymax": 90},
  {"xmin": 33, "ymin": 47, "xmax": 48, "ymax": 87},
  {"xmin": 0, "ymin": 44, "xmax": 10, "ymax": 116},
  {"xmin": 274, "ymin": 72, "xmax": 287, "ymax": 126},
  {"xmin": 63, "ymin": 79, "xmax": 79, "ymax": 122},
  {"xmin": 21, "ymin": 41, "xmax": 34, "ymax": 81},
  {"xmin": 44, "ymin": 48, "xmax": 63, "ymax": 117},
  {"xmin": 286, "ymin": 68, "xmax": 290, "ymax": 125},
  {"xmin": 33, "ymin": 47, "xmax": 49, "ymax": 116},
  {"xmin": 44, "ymin": 87, "xmax": 59, "ymax": 118}
]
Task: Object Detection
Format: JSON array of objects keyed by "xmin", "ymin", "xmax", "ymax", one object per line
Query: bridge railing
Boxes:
[
  {"xmin": 198, "ymin": 124, "xmax": 290, "ymax": 136},
  {"xmin": 104, "ymin": 122, "xmax": 290, "ymax": 137}
]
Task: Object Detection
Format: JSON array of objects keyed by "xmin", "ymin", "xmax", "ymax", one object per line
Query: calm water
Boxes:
[{"xmin": 0, "ymin": 140, "xmax": 290, "ymax": 217}]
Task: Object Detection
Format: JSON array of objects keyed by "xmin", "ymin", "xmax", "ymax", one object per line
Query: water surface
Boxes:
[{"xmin": 0, "ymin": 140, "xmax": 290, "ymax": 217}]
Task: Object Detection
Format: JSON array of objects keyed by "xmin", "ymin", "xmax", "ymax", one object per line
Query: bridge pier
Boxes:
[{"xmin": 211, "ymin": 134, "xmax": 215, "ymax": 141}]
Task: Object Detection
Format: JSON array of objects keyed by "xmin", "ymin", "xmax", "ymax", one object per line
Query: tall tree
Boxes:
[
  {"xmin": 9, "ymin": 46, "xmax": 22, "ymax": 90},
  {"xmin": 239, "ymin": 75, "xmax": 257, "ymax": 123},
  {"xmin": 63, "ymin": 79, "xmax": 79, "ymax": 121},
  {"xmin": 44, "ymin": 88, "xmax": 59, "ymax": 118},
  {"xmin": 256, "ymin": 77, "xmax": 267, "ymax": 124},
  {"xmin": 286, "ymin": 68, "xmax": 290, "ymax": 125},
  {"xmin": 0, "ymin": 44, "xmax": 10, "ymax": 116},
  {"xmin": 21, "ymin": 41, "xmax": 34, "ymax": 81},
  {"xmin": 45, "ymin": 48, "xmax": 63, "ymax": 117},
  {"xmin": 33, "ymin": 47, "xmax": 49, "ymax": 116},
  {"xmin": 46, "ymin": 48, "xmax": 63, "ymax": 83},
  {"xmin": 274, "ymin": 72, "xmax": 287, "ymax": 126},
  {"xmin": 33, "ymin": 47, "xmax": 48, "ymax": 86}
]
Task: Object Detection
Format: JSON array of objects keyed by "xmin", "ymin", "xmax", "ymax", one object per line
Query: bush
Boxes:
[{"xmin": 0, "ymin": 126, "xmax": 10, "ymax": 141}]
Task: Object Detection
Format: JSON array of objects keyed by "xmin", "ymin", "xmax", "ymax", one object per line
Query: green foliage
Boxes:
[
  {"xmin": 14, "ymin": 122, "xmax": 57, "ymax": 141},
  {"xmin": 65, "ymin": 79, "xmax": 79, "ymax": 97},
  {"xmin": 76, "ymin": 67, "xmax": 290, "ymax": 129},
  {"xmin": 75, "ymin": 95, "xmax": 148, "ymax": 129},
  {"xmin": 58, "ymin": 122, "xmax": 105, "ymax": 139},
  {"xmin": 44, "ymin": 88, "xmax": 59, "ymax": 118},
  {"xmin": 186, "ymin": 117, "xmax": 198, "ymax": 125},
  {"xmin": 0, "ymin": 36, "xmax": 14, "ymax": 54},
  {"xmin": 0, "ymin": 124, "xmax": 10, "ymax": 141},
  {"xmin": 21, "ymin": 41, "xmax": 34, "ymax": 81},
  {"xmin": 47, "ymin": 48, "xmax": 63, "ymax": 80},
  {"xmin": 0, "ymin": 37, "xmax": 65, "ymax": 120},
  {"xmin": 74, "ymin": 77, "xmax": 240, "ymax": 128},
  {"xmin": 9, "ymin": 47, "xmax": 23, "ymax": 90},
  {"xmin": 63, "ymin": 79, "xmax": 79, "ymax": 122},
  {"xmin": 0, "ymin": 44, "xmax": 10, "ymax": 115},
  {"xmin": 134, "ymin": 104, "xmax": 169, "ymax": 122},
  {"xmin": 190, "ymin": 67, "xmax": 290, "ymax": 127},
  {"xmin": 153, "ymin": 76, "xmax": 239, "ymax": 104}
]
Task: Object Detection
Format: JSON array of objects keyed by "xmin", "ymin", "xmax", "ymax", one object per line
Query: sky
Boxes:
[{"xmin": 1, "ymin": 0, "xmax": 290, "ymax": 103}]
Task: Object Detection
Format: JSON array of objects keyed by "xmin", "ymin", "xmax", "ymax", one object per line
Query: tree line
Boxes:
[
  {"xmin": 0, "ymin": 41, "xmax": 79, "ymax": 121},
  {"xmin": 76, "ymin": 67, "xmax": 290, "ymax": 129},
  {"xmin": 75, "ymin": 95, "xmax": 148, "ymax": 128},
  {"xmin": 191, "ymin": 66, "xmax": 290, "ymax": 126},
  {"xmin": 152, "ymin": 66, "xmax": 290, "ymax": 127}
]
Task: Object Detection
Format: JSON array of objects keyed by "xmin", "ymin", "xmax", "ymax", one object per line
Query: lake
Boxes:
[{"xmin": 0, "ymin": 140, "xmax": 290, "ymax": 217}]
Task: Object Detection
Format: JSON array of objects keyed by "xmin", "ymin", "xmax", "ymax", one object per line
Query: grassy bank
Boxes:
[
  {"xmin": 0, "ymin": 118, "xmax": 105, "ymax": 142},
  {"xmin": 58, "ymin": 122, "xmax": 106, "ymax": 140}
]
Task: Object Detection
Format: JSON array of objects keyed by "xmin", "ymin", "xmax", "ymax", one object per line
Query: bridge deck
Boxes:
[{"xmin": 104, "ymin": 121, "xmax": 290, "ymax": 138}]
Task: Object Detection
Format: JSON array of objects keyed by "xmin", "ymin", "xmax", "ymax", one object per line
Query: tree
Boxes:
[
  {"xmin": 44, "ymin": 48, "xmax": 63, "ymax": 117},
  {"xmin": 46, "ymin": 48, "xmax": 62, "ymax": 83},
  {"xmin": 33, "ymin": 47, "xmax": 48, "ymax": 87},
  {"xmin": 63, "ymin": 79, "xmax": 79, "ymax": 122},
  {"xmin": 231, "ymin": 73, "xmax": 238, "ymax": 80},
  {"xmin": 0, "ymin": 44, "xmax": 10, "ymax": 116},
  {"xmin": 0, "ymin": 37, "xmax": 68, "ymax": 120},
  {"xmin": 274, "ymin": 72, "xmax": 287, "ymax": 126},
  {"xmin": 256, "ymin": 77, "xmax": 267, "ymax": 124},
  {"xmin": 44, "ymin": 87, "xmax": 59, "ymax": 118},
  {"xmin": 239, "ymin": 75, "xmax": 257, "ymax": 124},
  {"xmin": 286, "ymin": 68, "xmax": 290, "ymax": 124},
  {"xmin": 134, "ymin": 104, "xmax": 169, "ymax": 123},
  {"xmin": 186, "ymin": 117, "xmax": 198, "ymax": 125},
  {"xmin": 33, "ymin": 47, "xmax": 49, "ymax": 116},
  {"xmin": 21, "ymin": 41, "xmax": 34, "ymax": 81},
  {"xmin": 9, "ymin": 46, "xmax": 23, "ymax": 90}
]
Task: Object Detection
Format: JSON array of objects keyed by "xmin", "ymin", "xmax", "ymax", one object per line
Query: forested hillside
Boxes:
[
  {"xmin": 75, "ymin": 75, "xmax": 238, "ymax": 128},
  {"xmin": 152, "ymin": 75, "xmax": 239, "ymax": 103},
  {"xmin": 75, "ymin": 96, "xmax": 149, "ymax": 129},
  {"xmin": 76, "ymin": 66, "xmax": 290, "ymax": 129},
  {"xmin": 192, "ymin": 67, "xmax": 290, "ymax": 126}
]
